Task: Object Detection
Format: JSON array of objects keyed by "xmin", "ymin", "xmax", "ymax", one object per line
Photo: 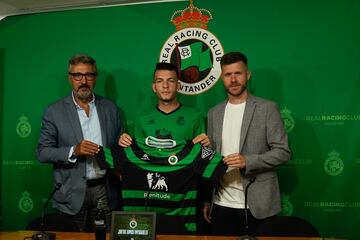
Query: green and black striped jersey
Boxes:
[
  {"xmin": 97, "ymin": 140, "xmax": 227, "ymax": 233},
  {"xmin": 135, "ymin": 104, "xmax": 205, "ymax": 145}
]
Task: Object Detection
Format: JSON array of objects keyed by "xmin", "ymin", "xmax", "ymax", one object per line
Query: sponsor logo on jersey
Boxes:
[
  {"xmin": 141, "ymin": 154, "xmax": 150, "ymax": 161},
  {"xmin": 159, "ymin": 1, "xmax": 224, "ymax": 95},
  {"xmin": 201, "ymin": 147, "xmax": 214, "ymax": 159},
  {"xmin": 147, "ymin": 172, "xmax": 169, "ymax": 191},
  {"xmin": 145, "ymin": 136, "xmax": 176, "ymax": 149},
  {"xmin": 155, "ymin": 128, "xmax": 173, "ymax": 139}
]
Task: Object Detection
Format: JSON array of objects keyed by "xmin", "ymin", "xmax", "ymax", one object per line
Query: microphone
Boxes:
[
  {"xmin": 239, "ymin": 177, "xmax": 257, "ymax": 240},
  {"xmin": 31, "ymin": 183, "xmax": 62, "ymax": 240}
]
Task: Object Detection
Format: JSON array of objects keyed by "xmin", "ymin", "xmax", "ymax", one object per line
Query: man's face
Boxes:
[
  {"xmin": 221, "ymin": 61, "xmax": 251, "ymax": 98},
  {"xmin": 152, "ymin": 69, "xmax": 179, "ymax": 103},
  {"xmin": 68, "ymin": 63, "xmax": 97, "ymax": 101}
]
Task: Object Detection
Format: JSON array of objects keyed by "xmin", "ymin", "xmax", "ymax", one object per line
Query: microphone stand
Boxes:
[
  {"xmin": 239, "ymin": 177, "xmax": 257, "ymax": 240},
  {"xmin": 32, "ymin": 183, "xmax": 62, "ymax": 240}
]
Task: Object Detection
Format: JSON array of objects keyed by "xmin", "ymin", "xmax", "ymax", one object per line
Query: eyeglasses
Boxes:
[{"xmin": 68, "ymin": 72, "xmax": 97, "ymax": 81}]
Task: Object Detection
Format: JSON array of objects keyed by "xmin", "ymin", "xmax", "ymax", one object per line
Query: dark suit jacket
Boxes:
[
  {"xmin": 37, "ymin": 94, "xmax": 122, "ymax": 215},
  {"xmin": 207, "ymin": 94, "xmax": 291, "ymax": 219}
]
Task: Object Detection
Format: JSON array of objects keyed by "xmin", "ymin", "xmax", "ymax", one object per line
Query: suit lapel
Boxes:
[
  {"xmin": 64, "ymin": 94, "xmax": 83, "ymax": 143},
  {"xmin": 239, "ymin": 95, "xmax": 256, "ymax": 151},
  {"xmin": 215, "ymin": 101, "xmax": 227, "ymax": 152},
  {"xmin": 95, "ymin": 96, "xmax": 107, "ymax": 146}
]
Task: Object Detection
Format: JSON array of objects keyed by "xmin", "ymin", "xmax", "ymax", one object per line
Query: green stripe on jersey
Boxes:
[
  {"xmin": 122, "ymin": 190, "xmax": 196, "ymax": 201},
  {"xmin": 104, "ymin": 148, "xmax": 114, "ymax": 168},
  {"xmin": 202, "ymin": 152, "xmax": 223, "ymax": 178},
  {"xmin": 124, "ymin": 206, "xmax": 196, "ymax": 216},
  {"xmin": 184, "ymin": 223, "xmax": 196, "ymax": 232}
]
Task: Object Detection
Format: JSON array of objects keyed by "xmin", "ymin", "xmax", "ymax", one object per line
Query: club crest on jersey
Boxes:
[
  {"xmin": 159, "ymin": 0, "xmax": 224, "ymax": 95},
  {"xmin": 168, "ymin": 155, "xmax": 178, "ymax": 165},
  {"xmin": 147, "ymin": 172, "xmax": 169, "ymax": 191}
]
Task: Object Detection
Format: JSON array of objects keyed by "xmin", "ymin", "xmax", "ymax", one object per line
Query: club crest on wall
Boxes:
[{"xmin": 159, "ymin": 0, "xmax": 224, "ymax": 95}]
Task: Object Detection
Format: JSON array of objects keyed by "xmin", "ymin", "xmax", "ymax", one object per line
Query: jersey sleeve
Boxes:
[
  {"xmin": 134, "ymin": 112, "xmax": 146, "ymax": 139},
  {"xmin": 192, "ymin": 110, "xmax": 206, "ymax": 137},
  {"xmin": 193, "ymin": 145, "xmax": 227, "ymax": 182}
]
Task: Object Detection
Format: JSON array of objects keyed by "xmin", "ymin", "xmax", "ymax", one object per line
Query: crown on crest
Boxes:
[
  {"xmin": 328, "ymin": 150, "xmax": 340, "ymax": 158},
  {"xmin": 171, "ymin": 0, "xmax": 213, "ymax": 30}
]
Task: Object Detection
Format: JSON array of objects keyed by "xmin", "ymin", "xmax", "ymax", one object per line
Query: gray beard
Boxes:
[{"xmin": 75, "ymin": 89, "xmax": 92, "ymax": 100}]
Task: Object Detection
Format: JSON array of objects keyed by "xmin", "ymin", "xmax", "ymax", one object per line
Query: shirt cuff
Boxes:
[{"xmin": 68, "ymin": 146, "xmax": 77, "ymax": 163}]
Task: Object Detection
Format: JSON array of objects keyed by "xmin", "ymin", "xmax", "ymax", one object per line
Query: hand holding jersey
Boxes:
[
  {"xmin": 192, "ymin": 133, "xmax": 210, "ymax": 147},
  {"xmin": 118, "ymin": 133, "xmax": 133, "ymax": 147},
  {"xmin": 118, "ymin": 132, "xmax": 210, "ymax": 148},
  {"xmin": 97, "ymin": 138, "xmax": 227, "ymax": 233}
]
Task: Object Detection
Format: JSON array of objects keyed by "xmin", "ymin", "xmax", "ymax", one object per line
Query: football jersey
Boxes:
[
  {"xmin": 97, "ymin": 140, "xmax": 227, "ymax": 233},
  {"xmin": 135, "ymin": 104, "xmax": 205, "ymax": 147}
]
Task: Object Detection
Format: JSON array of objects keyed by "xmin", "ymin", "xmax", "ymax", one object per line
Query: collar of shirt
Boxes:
[{"xmin": 71, "ymin": 92, "xmax": 105, "ymax": 179}]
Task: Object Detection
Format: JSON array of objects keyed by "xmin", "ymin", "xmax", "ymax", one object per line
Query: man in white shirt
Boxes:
[{"xmin": 203, "ymin": 52, "xmax": 291, "ymax": 236}]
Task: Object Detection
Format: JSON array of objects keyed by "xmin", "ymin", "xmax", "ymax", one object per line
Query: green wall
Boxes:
[
  {"xmin": 0, "ymin": 0, "xmax": 359, "ymax": 239},
  {"xmin": 0, "ymin": 48, "xmax": 4, "ymax": 229}
]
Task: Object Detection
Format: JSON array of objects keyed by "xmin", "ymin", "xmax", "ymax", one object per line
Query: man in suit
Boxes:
[
  {"xmin": 203, "ymin": 52, "xmax": 291, "ymax": 236},
  {"xmin": 37, "ymin": 54, "xmax": 122, "ymax": 231}
]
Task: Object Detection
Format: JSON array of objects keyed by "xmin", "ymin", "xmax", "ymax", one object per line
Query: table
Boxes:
[{"xmin": 0, "ymin": 231, "xmax": 329, "ymax": 240}]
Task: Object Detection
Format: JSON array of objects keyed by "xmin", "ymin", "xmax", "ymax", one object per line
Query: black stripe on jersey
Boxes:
[
  {"xmin": 123, "ymin": 197, "xmax": 197, "ymax": 209},
  {"xmin": 156, "ymin": 104, "xmax": 182, "ymax": 115}
]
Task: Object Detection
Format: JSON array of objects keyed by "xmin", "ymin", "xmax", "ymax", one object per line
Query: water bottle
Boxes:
[{"xmin": 94, "ymin": 199, "xmax": 106, "ymax": 240}]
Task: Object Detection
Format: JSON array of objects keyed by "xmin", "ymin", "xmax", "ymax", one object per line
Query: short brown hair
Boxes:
[
  {"xmin": 68, "ymin": 54, "xmax": 97, "ymax": 73},
  {"xmin": 153, "ymin": 62, "xmax": 179, "ymax": 79},
  {"xmin": 220, "ymin": 52, "xmax": 248, "ymax": 67}
]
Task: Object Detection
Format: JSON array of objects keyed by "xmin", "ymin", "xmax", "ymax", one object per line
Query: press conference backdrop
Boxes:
[{"xmin": 0, "ymin": 0, "xmax": 359, "ymax": 239}]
